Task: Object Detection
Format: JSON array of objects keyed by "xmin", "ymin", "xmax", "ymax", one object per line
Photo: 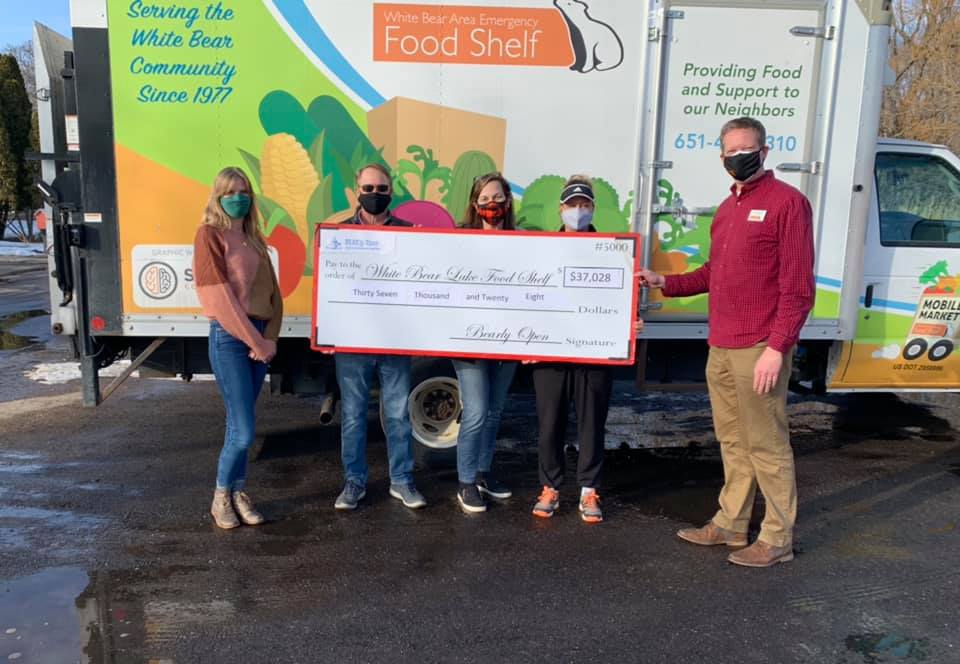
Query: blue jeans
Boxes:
[
  {"xmin": 452, "ymin": 359, "xmax": 517, "ymax": 483},
  {"xmin": 335, "ymin": 353, "xmax": 414, "ymax": 487},
  {"xmin": 209, "ymin": 320, "xmax": 269, "ymax": 491}
]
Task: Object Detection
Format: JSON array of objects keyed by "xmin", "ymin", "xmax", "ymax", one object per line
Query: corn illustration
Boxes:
[{"xmin": 260, "ymin": 133, "xmax": 319, "ymax": 242}]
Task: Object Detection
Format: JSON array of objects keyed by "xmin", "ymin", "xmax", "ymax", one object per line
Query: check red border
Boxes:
[{"xmin": 310, "ymin": 224, "xmax": 641, "ymax": 365}]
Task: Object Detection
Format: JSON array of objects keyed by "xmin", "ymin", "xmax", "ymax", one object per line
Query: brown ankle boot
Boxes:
[
  {"xmin": 677, "ymin": 521, "xmax": 748, "ymax": 548},
  {"xmin": 211, "ymin": 489, "xmax": 240, "ymax": 529},
  {"xmin": 727, "ymin": 540, "xmax": 794, "ymax": 567},
  {"xmin": 232, "ymin": 491, "xmax": 265, "ymax": 526}
]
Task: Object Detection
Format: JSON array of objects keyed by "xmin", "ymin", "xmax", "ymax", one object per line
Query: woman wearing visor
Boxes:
[{"xmin": 531, "ymin": 175, "xmax": 615, "ymax": 524}]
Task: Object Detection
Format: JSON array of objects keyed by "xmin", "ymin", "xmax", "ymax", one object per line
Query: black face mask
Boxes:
[
  {"xmin": 358, "ymin": 192, "xmax": 391, "ymax": 216},
  {"xmin": 723, "ymin": 149, "xmax": 764, "ymax": 182}
]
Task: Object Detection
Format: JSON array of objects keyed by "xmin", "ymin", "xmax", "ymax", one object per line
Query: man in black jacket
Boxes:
[{"xmin": 329, "ymin": 164, "xmax": 423, "ymax": 512}]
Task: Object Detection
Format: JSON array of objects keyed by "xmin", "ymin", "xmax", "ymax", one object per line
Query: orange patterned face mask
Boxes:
[{"xmin": 476, "ymin": 201, "xmax": 507, "ymax": 223}]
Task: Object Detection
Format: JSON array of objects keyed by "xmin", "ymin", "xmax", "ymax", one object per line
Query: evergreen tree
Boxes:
[{"xmin": 0, "ymin": 53, "xmax": 34, "ymax": 239}]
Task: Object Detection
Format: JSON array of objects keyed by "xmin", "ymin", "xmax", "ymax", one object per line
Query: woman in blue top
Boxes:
[{"xmin": 452, "ymin": 173, "xmax": 519, "ymax": 513}]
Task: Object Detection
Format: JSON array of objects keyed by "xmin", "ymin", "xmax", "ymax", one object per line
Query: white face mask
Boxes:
[{"xmin": 561, "ymin": 207, "xmax": 593, "ymax": 231}]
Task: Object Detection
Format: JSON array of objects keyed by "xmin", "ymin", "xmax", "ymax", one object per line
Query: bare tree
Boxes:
[{"xmin": 881, "ymin": 0, "xmax": 960, "ymax": 154}]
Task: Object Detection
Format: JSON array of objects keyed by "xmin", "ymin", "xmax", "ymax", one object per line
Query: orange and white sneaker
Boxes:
[
  {"xmin": 532, "ymin": 486, "xmax": 560, "ymax": 518},
  {"xmin": 579, "ymin": 490, "xmax": 603, "ymax": 524}
]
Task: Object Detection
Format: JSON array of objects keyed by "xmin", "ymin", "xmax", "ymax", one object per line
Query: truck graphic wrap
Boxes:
[
  {"xmin": 63, "ymin": 1, "xmax": 960, "ymax": 404},
  {"xmin": 107, "ymin": 0, "xmax": 643, "ymax": 319},
  {"xmin": 902, "ymin": 275, "xmax": 959, "ymax": 362},
  {"xmin": 829, "ymin": 262, "xmax": 960, "ymax": 390},
  {"xmin": 104, "ymin": 0, "xmax": 847, "ymax": 323}
]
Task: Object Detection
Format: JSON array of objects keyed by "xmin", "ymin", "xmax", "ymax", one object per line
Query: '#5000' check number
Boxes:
[{"xmin": 563, "ymin": 267, "xmax": 624, "ymax": 289}]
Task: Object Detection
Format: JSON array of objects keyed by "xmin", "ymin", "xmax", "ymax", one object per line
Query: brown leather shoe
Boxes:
[
  {"xmin": 727, "ymin": 540, "xmax": 794, "ymax": 567},
  {"xmin": 677, "ymin": 521, "xmax": 748, "ymax": 548}
]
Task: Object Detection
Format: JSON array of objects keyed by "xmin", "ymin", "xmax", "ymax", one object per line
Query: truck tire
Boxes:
[
  {"xmin": 380, "ymin": 358, "xmax": 460, "ymax": 467},
  {"xmin": 902, "ymin": 338, "xmax": 927, "ymax": 361},
  {"xmin": 928, "ymin": 339, "xmax": 953, "ymax": 362}
]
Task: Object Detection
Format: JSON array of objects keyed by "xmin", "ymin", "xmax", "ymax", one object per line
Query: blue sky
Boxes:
[{"xmin": 1, "ymin": 0, "xmax": 71, "ymax": 48}]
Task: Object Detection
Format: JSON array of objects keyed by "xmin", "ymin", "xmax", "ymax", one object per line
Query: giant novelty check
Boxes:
[{"xmin": 311, "ymin": 226, "xmax": 640, "ymax": 364}]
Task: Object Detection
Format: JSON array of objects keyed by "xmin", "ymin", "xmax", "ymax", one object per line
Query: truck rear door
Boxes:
[
  {"xmin": 829, "ymin": 143, "xmax": 960, "ymax": 390},
  {"xmin": 639, "ymin": 2, "xmax": 829, "ymax": 329}
]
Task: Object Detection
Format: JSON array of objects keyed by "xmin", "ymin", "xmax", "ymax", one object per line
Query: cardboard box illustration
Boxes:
[{"xmin": 367, "ymin": 97, "xmax": 507, "ymax": 204}]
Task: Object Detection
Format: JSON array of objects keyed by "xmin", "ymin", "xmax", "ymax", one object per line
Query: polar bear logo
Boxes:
[{"xmin": 553, "ymin": 0, "xmax": 624, "ymax": 73}]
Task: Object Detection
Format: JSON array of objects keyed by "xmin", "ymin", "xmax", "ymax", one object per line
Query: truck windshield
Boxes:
[{"xmin": 876, "ymin": 152, "xmax": 960, "ymax": 247}]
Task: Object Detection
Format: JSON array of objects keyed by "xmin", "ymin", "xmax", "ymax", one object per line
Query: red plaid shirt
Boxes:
[{"xmin": 662, "ymin": 170, "xmax": 815, "ymax": 353}]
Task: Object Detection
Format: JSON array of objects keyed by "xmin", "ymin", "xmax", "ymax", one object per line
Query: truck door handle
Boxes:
[{"xmin": 864, "ymin": 284, "xmax": 875, "ymax": 308}]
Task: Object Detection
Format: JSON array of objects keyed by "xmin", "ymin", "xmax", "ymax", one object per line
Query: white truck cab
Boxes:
[{"xmin": 828, "ymin": 138, "xmax": 960, "ymax": 390}]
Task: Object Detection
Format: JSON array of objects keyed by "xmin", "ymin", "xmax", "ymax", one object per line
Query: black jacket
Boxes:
[{"xmin": 341, "ymin": 208, "xmax": 413, "ymax": 227}]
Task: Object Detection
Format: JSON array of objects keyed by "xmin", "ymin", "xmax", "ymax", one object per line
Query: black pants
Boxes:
[{"xmin": 532, "ymin": 364, "xmax": 613, "ymax": 489}]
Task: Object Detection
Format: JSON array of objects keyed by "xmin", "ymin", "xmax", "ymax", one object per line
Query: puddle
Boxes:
[
  {"xmin": 0, "ymin": 310, "xmax": 47, "ymax": 351},
  {"xmin": 0, "ymin": 464, "xmax": 44, "ymax": 475},
  {"xmin": 0, "ymin": 567, "xmax": 89, "ymax": 662},
  {"xmin": 0, "ymin": 457, "xmax": 87, "ymax": 475},
  {"xmin": 0, "ymin": 507, "xmax": 105, "ymax": 551},
  {"xmin": 633, "ymin": 485, "xmax": 719, "ymax": 520},
  {"xmin": 603, "ymin": 451, "xmax": 724, "ymax": 523},
  {"xmin": 0, "ymin": 453, "xmax": 43, "ymax": 461},
  {"xmin": 0, "ymin": 564, "xmax": 218, "ymax": 663},
  {"xmin": 0, "ymin": 527, "xmax": 29, "ymax": 549},
  {"xmin": 845, "ymin": 633, "xmax": 930, "ymax": 663},
  {"xmin": 74, "ymin": 482, "xmax": 127, "ymax": 493},
  {"xmin": 74, "ymin": 566, "xmax": 219, "ymax": 661}
]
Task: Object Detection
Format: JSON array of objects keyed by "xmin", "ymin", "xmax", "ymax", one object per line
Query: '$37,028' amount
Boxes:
[{"xmin": 563, "ymin": 267, "xmax": 623, "ymax": 289}]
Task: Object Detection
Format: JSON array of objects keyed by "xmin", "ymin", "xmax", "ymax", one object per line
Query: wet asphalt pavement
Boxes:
[{"xmin": 1, "ymin": 256, "xmax": 959, "ymax": 663}]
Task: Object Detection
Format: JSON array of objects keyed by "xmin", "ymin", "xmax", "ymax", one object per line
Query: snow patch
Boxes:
[
  {"xmin": 0, "ymin": 241, "xmax": 44, "ymax": 257},
  {"xmin": 24, "ymin": 360, "xmax": 214, "ymax": 385},
  {"xmin": 24, "ymin": 361, "xmax": 130, "ymax": 385}
]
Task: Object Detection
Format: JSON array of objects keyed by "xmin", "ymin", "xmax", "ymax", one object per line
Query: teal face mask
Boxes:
[{"xmin": 220, "ymin": 193, "xmax": 251, "ymax": 219}]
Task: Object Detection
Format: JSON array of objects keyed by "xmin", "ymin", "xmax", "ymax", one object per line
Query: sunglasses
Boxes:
[
  {"xmin": 359, "ymin": 184, "xmax": 390, "ymax": 194},
  {"xmin": 477, "ymin": 194, "xmax": 507, "ymax": 204}
]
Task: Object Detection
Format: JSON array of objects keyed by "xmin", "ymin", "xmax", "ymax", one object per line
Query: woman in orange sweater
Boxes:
[{"xmin": 193, "ymin": 167, "xmax": 283, "ymax": 529}]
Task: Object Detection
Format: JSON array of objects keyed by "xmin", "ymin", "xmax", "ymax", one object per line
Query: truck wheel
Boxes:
[
  {"xmin": 928, "ymin": 339, "xmax": 954, "ymax": 362},
  {"xmin": 902, "ymin": 338, "xmax": 927, "ymax": 361},
  {"xmin": 380, "ymin": 359, "xmax": 460, "ymax": 467}
]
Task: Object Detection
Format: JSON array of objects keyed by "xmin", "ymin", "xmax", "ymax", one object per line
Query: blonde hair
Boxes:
[
  {"xmin": 202, "ymin": 167, "xmax": 268, "ymax": 255},
  {"xmin": 564, "ymin": 174, "xmax": 593, "ymax": 190}
]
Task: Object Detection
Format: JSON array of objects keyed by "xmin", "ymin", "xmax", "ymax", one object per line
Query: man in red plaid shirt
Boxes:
[{"xmin": 640, "ymin": 117, "xmax": 815, "ymax": 568}]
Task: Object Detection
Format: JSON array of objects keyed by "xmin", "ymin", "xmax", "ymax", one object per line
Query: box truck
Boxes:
[{"xmin": 33, "ymin": 0, "xmax": 960, "ymax": 450}]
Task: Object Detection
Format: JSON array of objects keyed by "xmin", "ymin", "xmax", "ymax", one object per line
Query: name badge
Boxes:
[{"xmin": 747, "ymin": 209, "xmax": 767, "ymax": 223}]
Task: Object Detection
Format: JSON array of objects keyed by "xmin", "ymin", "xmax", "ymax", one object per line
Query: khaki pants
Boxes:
[{"xmin": 706, "ymin": 344, "xmax": 796, "ymax": 548}]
